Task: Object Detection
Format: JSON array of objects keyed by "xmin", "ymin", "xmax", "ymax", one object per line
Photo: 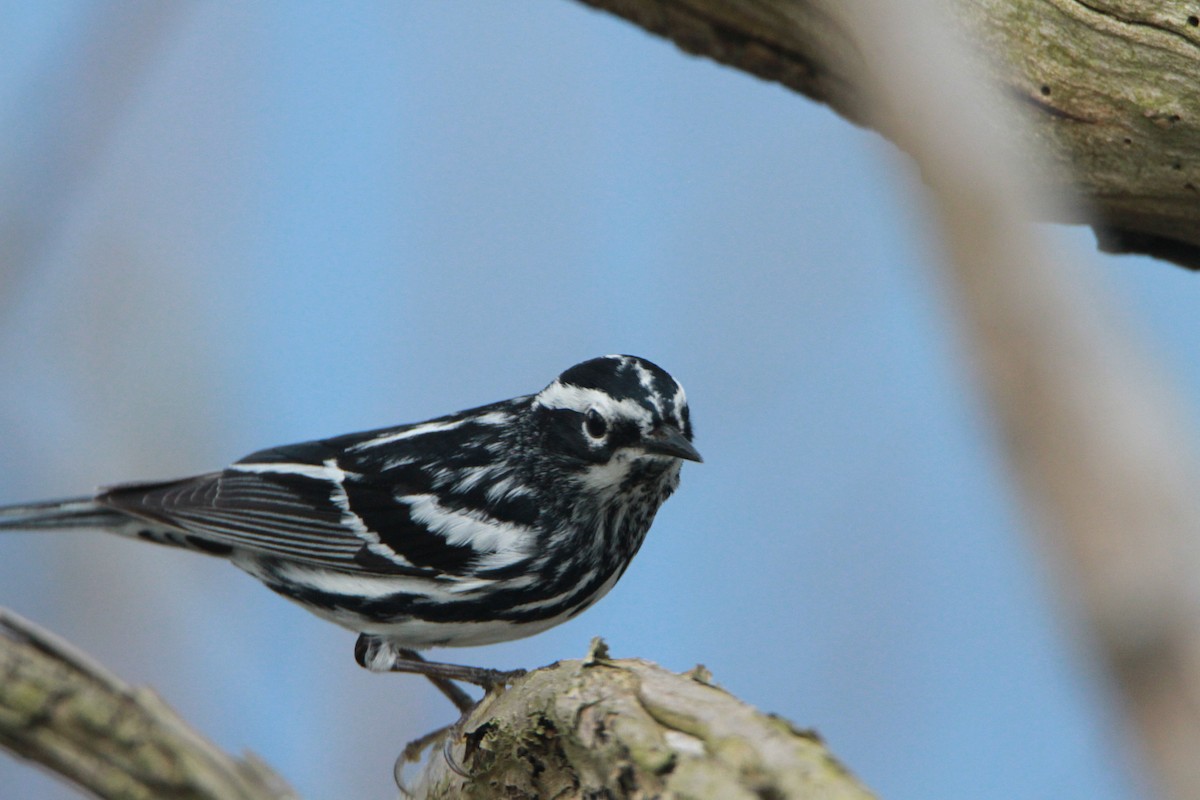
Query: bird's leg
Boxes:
[
  {"xmin": 356, "ymin": 635, "xmax": 526, "ymax": 786},
  {"xmin": 355, "ymin": 634, "xmax": 525, "ymax": 713},
  {"xmin": 394, "ymin": 648, "xmax": 476, "ymax": 714}
]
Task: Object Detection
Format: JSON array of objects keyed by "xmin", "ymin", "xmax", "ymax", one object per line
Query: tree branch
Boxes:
[
  {"xmin": 0, "ymin": 608, "xmax": 297, "ymax": 800},
  {"xmin": 0, "ymin": 615, "xmax": 875, "ymax": 800},
  {"xmin": 409, "ymin": 640, "xmax": 876, "ymax": 800},
  {"xmin": 572, "ymin": 0, "xmax": 1200, "ymax": 268}
]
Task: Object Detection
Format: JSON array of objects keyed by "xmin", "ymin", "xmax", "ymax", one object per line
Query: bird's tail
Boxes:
[{"xmin": 0, "ymin": 497, "xmax": 126, "ymax": 531}]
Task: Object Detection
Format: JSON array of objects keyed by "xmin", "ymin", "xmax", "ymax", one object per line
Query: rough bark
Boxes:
[{"xmin": 573, "ymin": 0, "xmax": 1200, "ymax": 268}]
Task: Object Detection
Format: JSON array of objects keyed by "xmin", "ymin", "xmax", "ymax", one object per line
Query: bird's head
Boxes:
[{"xmin": 531, "ymin": 355, "xmax": 700, "ymax": 490}]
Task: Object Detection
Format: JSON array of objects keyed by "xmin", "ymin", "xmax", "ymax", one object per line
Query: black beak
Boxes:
[{"xmin": 643, "ymin": 427, "xmax": 703, "ymax": 463}]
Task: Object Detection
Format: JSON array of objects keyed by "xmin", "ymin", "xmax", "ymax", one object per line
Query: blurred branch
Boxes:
[
  {"xmin": 572, "ymin": 0, "xmax": 1200, "ymax": 268},
  {"xmin": 410, "ymin": 641, "xmax": 876, "ymax": 799},
  {"xmin": 823, "ymin": 0, "xmax": 1200, "ymax": 799},
  {"xmin": 0, "ymin": 3, "xmax": 186, "ymax": 307},
  {"xmin": 0, "ymin": 608, "xmax": 297, "ymax": 800}
]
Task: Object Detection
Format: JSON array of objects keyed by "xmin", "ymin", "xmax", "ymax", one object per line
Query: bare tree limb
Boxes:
[
  {"xmin": 572, "ymin": 0, "xmax": 1200, "ymax": 268},
  {"xmin": 0, "ymin": 609, "xmax": 297, "ymax": 800}
]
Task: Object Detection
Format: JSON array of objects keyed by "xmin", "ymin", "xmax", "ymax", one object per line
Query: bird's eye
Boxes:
[{"xmin": 584, "ymin": 408, "xmax": 608, "ymax": 439}]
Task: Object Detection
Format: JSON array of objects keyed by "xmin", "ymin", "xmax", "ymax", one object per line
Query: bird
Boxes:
[{"xmin": 0, "ymin": 355, "xmax": 700, "ymax": 710}]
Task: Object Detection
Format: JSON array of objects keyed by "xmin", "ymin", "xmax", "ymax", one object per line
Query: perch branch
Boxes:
[
  {"xmin": 409, "ymin": 640, "xmax": 876, "ymax": 800},
  {"xmin": 0, "ymin": 613, "xmax": 875, "ymax": 799}
]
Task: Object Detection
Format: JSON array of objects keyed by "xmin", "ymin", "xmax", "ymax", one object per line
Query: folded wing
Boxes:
[{"xmin": 97, "ymin": 461, "xmax": 464, "ymax": 576}]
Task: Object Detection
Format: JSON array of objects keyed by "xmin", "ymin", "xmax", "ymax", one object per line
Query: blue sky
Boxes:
[{"xmin": 3, "ymin": 4, "xmax": 1196, "ymax": 798}]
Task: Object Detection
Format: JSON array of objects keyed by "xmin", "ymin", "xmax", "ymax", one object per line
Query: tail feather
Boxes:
[{"xmin": 0, "ymin": 497, "xmax": 126, "ymax": 531}]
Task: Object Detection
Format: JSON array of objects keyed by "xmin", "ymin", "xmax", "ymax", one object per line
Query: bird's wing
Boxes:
[
  {"xmin": 97, "ymin": 461, "xmax": 478, "ymax": 576},
  {"xmin": 96, "ymin": 410, "xmax": 535, "ymax": 578}
]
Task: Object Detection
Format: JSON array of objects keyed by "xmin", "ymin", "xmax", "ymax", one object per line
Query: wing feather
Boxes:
[
  {"xmin": 97, "ymin": 467, "xmax": 432, "ymax": 575},
  {"xmin": 96, "ymin": 404, "xmax": 529, "ymax": 578}
]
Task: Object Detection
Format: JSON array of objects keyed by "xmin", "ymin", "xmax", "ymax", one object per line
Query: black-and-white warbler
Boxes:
[{"xmin": 0, "ymin": 355, "xmax": 699, "ymax": 708}]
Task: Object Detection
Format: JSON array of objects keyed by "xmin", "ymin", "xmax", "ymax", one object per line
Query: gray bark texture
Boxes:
[{"xmin": 573, "ymin": 0, "xmax": 1200, "ymax": 268}]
